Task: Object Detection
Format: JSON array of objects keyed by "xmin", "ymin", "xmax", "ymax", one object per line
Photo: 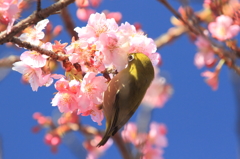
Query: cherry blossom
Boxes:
[
  {"xmin": 76, "ymin": 8, "xmax": 95, "ymax": 21},
  {"xmin": 74, "ymin": 13, "xmax": 118, "ymax": 41},
  {"xmin": 52, "ymin": 79, "xmax": 80, "ymax": 113},
  {"xmin": 142, "ymin": 146, "xmax": 163, "ymax": 159},
  {"xmin": 208, "ymin": 15, "xmax": 240, "ymax": 41},
  {"xmin": 194, "ymin": 36, "xmax": 215, "ymax": 69},
  {"xmin": 148, "ymin": 122, "xmax": 168, "ymax": 148},
  {"xmin": 83, "ymin": 135, "xmax": 112, "ymax": 159},
  {"xmin": 0, "ymin": 0, "xmax": 22, "ymax": 33},
  {"xmin": 143, "ymin": 67, "xmax": 172, "ymax": 108},
  {"xmin": 201, "ymin": 70, "xmax": 219, "ymax": 90},
  {"xmin": 122, "ymin": 122, "xmax": 167, "ymax": 159},
  {"xmin": 78, "ymin": 72, "xmax": 107, "ymax": 112},
  {"xmin": 121, "ymin": 122, "xmax": 138, "ymax": 144},
  {"xmin": 12, "ymin": 61, "xmax": 44, "ymax": 91},
  {"xmin": 96, "ymin": 32, "xmax": 129, "ymax": 71},
  {"xmin": 19, "ymin": 19, "xmax": 49, "ymax": 45}
]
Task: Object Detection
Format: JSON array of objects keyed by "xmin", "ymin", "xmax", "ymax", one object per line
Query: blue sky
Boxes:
[{"xmin": 0, "ymin": 0, "xmax": 238, "ymax": 159}]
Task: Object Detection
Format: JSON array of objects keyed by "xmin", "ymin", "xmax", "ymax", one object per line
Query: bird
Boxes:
[{"xmin": 97, "ymin": 52, "xmax": 154, "ymax": 147}]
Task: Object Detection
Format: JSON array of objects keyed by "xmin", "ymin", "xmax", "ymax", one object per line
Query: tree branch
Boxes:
[
  {"xmin": 112, "ymin": 132, "xmax": 133, "ymax": 159},
  {"xmin": 0, "ymin": 0, "xmax": 75, "ymax": 45},
  {"xmin": 9, "ymin": 37, "xmax": 68, "ymax": 61},
  {"xmin": 0, "ymin": 55, "xmax": 20, "ymax": 67},
  {"xmin": 60, "ymin": 7, "xmax": 78, "ymax": 40}
]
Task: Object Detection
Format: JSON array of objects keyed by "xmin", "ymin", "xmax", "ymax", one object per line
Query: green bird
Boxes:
[{"xmin": 97, "ymin": 53, "xmax": 154, "ymax": 147}]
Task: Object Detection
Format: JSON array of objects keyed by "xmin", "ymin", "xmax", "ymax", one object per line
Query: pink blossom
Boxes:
[
  {"xmin": 89, "ymin": 0, "xmax": 101, "ymax": 7},
  {"xmin": 74, "ymin": 13, "xmax": 118, "ymax": 40},
  {"xmin": 143, "ymin": 67, "xmax": 172, "ymax": 108},
  {"xmin": 96, "ymin": 32, "xmax": 129, "ymax": 71},
  {"xmin": 201, "ymin": 70, "xmax": 219, "ymax": 90},
  {"xmin": 55, "ymin": 78, "xmax": 70, "ymax": 92},
  {"xmin": 20, "ymin": 42, "xmax": 52, "ymax": 68},
  {"xmin": 148, "ymin": 122, "xmax": 168, "ymax": 148},
  {"xmin": 194, "ymin": 36, "xmax": 215, "ymax": 69},
  {"xmin": 0, "ymin": 0, "xmax": 22, "ymax": 33},
  {"xmin": 20, "ymin": 51, "xmax": 48, "ymax": 68},
  {"xmin": 129, "ymin": 35, "xmax": 160, "ymax": 65},
  {"xmin": 76, "ymin": 8, "xmax": 95, "ymax": 21},
  {"xmin": 19, "ymin": 19, "xmax": 49, "ymax": 45},
  {"xmin": 83, "ymin": 135, "xmax": 112, "ymax": 159},
  {"xmin": 121, "ymin": 122, "xmax": 148, "ymax": 146},
  {"xmin": 12, "ymin": 61, "xmax": 43, "ymax": 91},
  {"xmin": 44, "ymin": 133, "xmax": 61, "ymax": 153},
  {"xmin": 122, "ymin": 122, "xmax": 138, "ymax": 143},
  {"xmin": 142, "ymin": 146, "xmax": 163, "ymax": 159},
  {"xmin": 51, "ymin": 91, "xmax": 79, "ymax": 113},
  {"xmin": 75, "ymin": 0, "xmax": 89, "ymax": 7},
  {"xmin": 118, "ymin": 22, "xmax": 137, "ymax": 37},
  {"xmin": 90, "ymin": 105, "xmax": 104, "ymax": 125},
  {"xmin": 52, "ymin": 79, "xmax": 80, "ymax": 113},
  {"xmin": 41, "ymin": 74, "xmax": 64, "ymax": 87},
  {"xmin": 78, "ymin": 72, "xmax": 107, "ymax": 112},
  {"xmin": 105, "ymin": 12, "xmax": 122, "ymax": 23},
  {"xmin": 208, "ymin": 15, "xmax": 240, "ymax": 41}
]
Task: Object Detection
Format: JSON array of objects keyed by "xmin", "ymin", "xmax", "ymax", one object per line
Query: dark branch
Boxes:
[{"xmin": 60, "ymin": 7, "xmax": 78, "ymax": 40}]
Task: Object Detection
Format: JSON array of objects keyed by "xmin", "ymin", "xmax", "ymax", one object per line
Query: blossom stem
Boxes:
[{"xmin": 9, "ymin": 37, "xmax": 68, "ymax": 61}]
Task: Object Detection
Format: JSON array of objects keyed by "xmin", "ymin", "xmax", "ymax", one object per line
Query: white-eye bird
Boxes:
[{"xmin": 97, "ymin": 53, "xmax": 154, "ymax": 147}]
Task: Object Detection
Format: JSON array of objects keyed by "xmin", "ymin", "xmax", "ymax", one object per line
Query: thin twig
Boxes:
[
  {"xmin": 0, "ymin": 0, "xmax": 75, "ymax": 45},
  {"xmin": 9, "ymin": 37, "xmax": 68, "ymax": 61}
]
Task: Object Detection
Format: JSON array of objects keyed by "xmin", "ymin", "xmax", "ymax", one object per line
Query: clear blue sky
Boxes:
[{"xmin": 0, "ymin": 0, "xmax": 238, "ymax": 159}]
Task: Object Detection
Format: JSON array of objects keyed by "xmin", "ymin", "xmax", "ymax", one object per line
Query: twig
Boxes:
[
  {"xmin": 0, "ymin": 55, "xmax": 20, "ymax": 68},
  {"xmin": 9, "ymin": 37, "xmax": 68, "ymax": 61},
  {"xmin": 60, "ymin": 7, "xmax": 78, "ymax": 40},
  {"xmin": 157, "ymin": 0, "xmax": 200, "ymax": 35},
  {"xmin": 0, "ymin": 0, "xmax": 75, "ymax": 45},
  {"xmin": 37, "ymin": 0, "xmax": 41, "ymax": 12},
  {"xmin": 154, "ymin": 26, "xmax": 186, "ymax": 49}
]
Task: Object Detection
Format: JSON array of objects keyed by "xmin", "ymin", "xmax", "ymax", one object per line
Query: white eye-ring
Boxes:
[{"xmin": 128, "ymin": 54, "xmax": 134, "ymax": 62}]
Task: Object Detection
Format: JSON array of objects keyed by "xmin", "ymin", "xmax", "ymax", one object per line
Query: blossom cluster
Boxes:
[
  {"xmin": 12, "ymin": 13, "xmax": 166, "ymax": 127},
  {"xmin": 192, "ymin": 1, "xmax": 240, "ymax": 90},
  {"xmin": 0, "ymin": 0, "xmax": 23, "ymax": 33},
  {"xmin": 122, "ymin": 122, "xmax": 168, "ymax": 159}
]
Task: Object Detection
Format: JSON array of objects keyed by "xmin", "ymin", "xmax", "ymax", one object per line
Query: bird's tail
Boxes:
[{"xmin": 96, "ymin": 135, "xmax": 110, "ymax": 147}]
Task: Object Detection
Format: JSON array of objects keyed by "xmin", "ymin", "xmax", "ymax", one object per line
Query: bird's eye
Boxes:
[{"xmin": 128, "ymin": 54, "xmax": 134, "ymax": 62}]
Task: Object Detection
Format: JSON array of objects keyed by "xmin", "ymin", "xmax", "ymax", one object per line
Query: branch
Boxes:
[
  {"xmin": 158, "ymin": 0, "xmax": 240, "ymax": 75},
  {"xmin": 154, "ymin": 26, "xmax": 186, "ymax": 49},
  {"xmin": 60, "ymin": 7, "xmax": 79, "ymax": 40},
  {"xmin": 0, "ymin": 0, "xmax": 75, "ymax": 45},
  {"xmin": 0, "ymin": 55, "xmax": 20, "ymax": 67},
  {"xmin": 9, "ymin": 37, "xmax": 68, "ymax": 61},
  {"xmin": 112, "ymin": 132, "xmax": 133, "ymax": 159},
  {"xmin": 78, "ymin": 124, "xmax": 133, "ymax": 159}
]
